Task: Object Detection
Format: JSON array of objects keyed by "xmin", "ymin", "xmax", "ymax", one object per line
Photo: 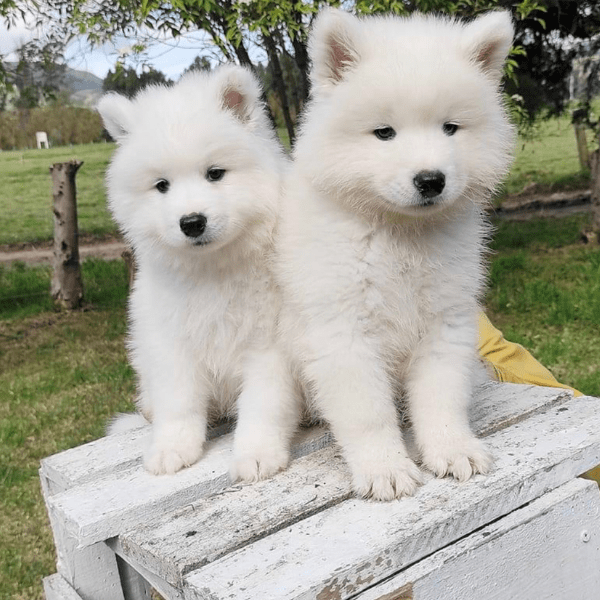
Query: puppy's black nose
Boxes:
[
  {"xmin": 180, "ymin": 213, "xmax": 207, "ymax": 238},
  {"xmin": 413, "ymin": 170, "xmax": 446, "ymax": 199}
]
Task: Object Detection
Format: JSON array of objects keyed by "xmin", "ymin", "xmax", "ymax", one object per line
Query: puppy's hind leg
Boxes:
[{"xmin": 230, "ymin": 348, "xmax": 301, "ymax": 483}]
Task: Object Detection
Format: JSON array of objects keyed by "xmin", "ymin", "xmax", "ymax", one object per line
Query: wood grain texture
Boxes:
[
  {"xmin": 358, "ymin": 478, "xmax": 600, "ymax": 600},
  {"xmin": 43, "ymin": 574, "xmax": 85, "ymax": 600},
  {"xmin": 50, "ymin": 160, "xmax": 84, "ymax": 309},
  {"xmin": 116, "ymin": 383, "xmax": 569, "ymax": 586},
  {"xmin": 40, "ymin": 461, "xmax": 128, "ymax": 600},
  {"xmin": 183, "ymin": 393, "xmax": 600, "ymax": 600},
  {"xmin": 44, "ymin": 426, "xmax": 332, "ymax": 547},
  {"xmin": 39, "ymin": 383, "xmax": 578, "ymax": 600}
]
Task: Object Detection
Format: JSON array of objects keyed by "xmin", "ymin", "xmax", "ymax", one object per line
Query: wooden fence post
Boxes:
[
  {"xmin": 572, "ymin": 108, "xmax": 591, "ymax": 171},
  {"xmin": 50, "ymin": 161, "xmax": 84, "ymax": 309},
  {"xmin": 574, "ymin": 124, "xmax": 590, "ymax": 170}
]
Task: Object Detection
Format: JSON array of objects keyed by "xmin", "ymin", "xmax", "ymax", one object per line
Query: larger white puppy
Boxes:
[
  {"xmin": 98, "ymin": 66, "xmax": 298, "ymax": 481},
  {"xmin": 277, "ymin": 10, "xmax": 515, "ymax": 500}
]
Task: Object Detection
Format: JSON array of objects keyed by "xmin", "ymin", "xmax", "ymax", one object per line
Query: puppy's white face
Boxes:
[
  {"xmin": 98, "ymin": 67, "xmax": 281, "ymax": 256},
  {"xmin": 110, "ymin": 114, "xmax": 265, "ymax": 253},
  {"xmin": 298, "ymin": 10, "xmax": 515, "ymax": 218}
]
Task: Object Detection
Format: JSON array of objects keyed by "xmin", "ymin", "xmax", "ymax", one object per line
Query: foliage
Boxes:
[
  {"xmin": 0, "ymin": 31, "xmax": 68, "ymax": 110},
  {"xmin": 24, "ymin": 0, "xmax": 547, "ymax": 142},
  {"xmin": 182, "ymin": 55, "xmax": 212, "ymax": 76},
  {"xmin": 102, "ymin": 62, "xmax": 171, "ymax": 98},
  {"xmin": 0, "ymin": 104, "xmax": 105, "ymax": 151}
]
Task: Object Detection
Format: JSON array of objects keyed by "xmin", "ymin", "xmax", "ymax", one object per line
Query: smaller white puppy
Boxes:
[
  {"xmin": 98, "ymin": 66, "xmax": 298, "ymax": 481},
  {"xmin": 277, "ymin": 10, "xmax": 515, "ymax": 500}
]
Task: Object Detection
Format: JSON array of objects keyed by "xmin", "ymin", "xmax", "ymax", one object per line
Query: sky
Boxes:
[{"xmin": 0, "ymin": 15, "xmax": 219, "ymax": 81}]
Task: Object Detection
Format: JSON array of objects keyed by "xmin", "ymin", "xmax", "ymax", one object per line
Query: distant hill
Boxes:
[{"xmin": 4, "ymin": 62, "xmax": 104, "ymax": 107}]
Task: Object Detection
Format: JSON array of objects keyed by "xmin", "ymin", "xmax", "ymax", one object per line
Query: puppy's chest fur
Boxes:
[
  {"xmin": 137, "ymin": 258, "xmax": 278, "ymax": 374},
  {"xmin": 194, "ymin": 269, "xmax": 278, "ymax": 366},
  {"xmin": 337, "ymin": 225, "xmax": 440, "ymax": 349},
  {"xmin": 290, "ymin": 207, "xmax": 483, "ymax": 362}
]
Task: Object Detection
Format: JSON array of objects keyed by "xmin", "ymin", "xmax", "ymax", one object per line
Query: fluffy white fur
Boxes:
[
  {"xmin": 276, "ymin": 10, "xmax": 515, "ymax": 500},
  {"xmin": 98, "ymin": 66, "xmax": 299, "ymax": 481}
]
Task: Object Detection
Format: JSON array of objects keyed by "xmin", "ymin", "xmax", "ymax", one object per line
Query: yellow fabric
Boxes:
[{"xmin": 477, "ymin": 312, "xmax": 582, "ymax": 397}]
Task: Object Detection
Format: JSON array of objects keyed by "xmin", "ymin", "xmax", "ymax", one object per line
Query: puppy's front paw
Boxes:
[
  {"xmin": 230, "ymin": 446, "xmax": 290, "ymax": 483},
  {"xmin": 352, "ymin": 456, "xmax": 423, "ymax": 501},
  {"xmin": 144, "ymin": 420, "xmax": 205, "ymax": 475},
  {"xmin": 421, "ymin": 435, "xmax": 492, "ymax": 482}
]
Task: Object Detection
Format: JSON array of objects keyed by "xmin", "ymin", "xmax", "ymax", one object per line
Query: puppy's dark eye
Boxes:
[
  {"xmin": 373, "ymin": 126, "xmax": 396, "ymax": 141},
  {"xmin": 155, "ymin": 179, "xmax": 170, "ymax": 193},
  {"xmin": 206, "ymin": 167, "xmax": 226, "ymax": 182},
  {"xmin": 443, "ymin": 122, "xmax": 459, "ymax": 136}
]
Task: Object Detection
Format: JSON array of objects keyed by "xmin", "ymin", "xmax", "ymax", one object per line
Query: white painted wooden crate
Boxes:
[{"xmin": 40, "ymin": 382, "xmax": 600, "ymax": 600}]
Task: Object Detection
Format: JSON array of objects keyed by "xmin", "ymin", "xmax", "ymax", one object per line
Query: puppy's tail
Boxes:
[{"xmin": 106, "ymin": 412, "xmax": 149, "ymax": 436}]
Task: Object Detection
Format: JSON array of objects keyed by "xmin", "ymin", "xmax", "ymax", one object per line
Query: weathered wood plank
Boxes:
[
  {"xmin": 40, "ymin": 426, "xmax": 149, "ymax": 496},
  {"xmin": 120, "ymin": 446, "xmax": 351, "ymax": 587},
  {"xmin": 43, "ymin": 574, "xmax": 84, "ymax": 600},
  {"xmin": 183, "ymin": 393, "xmax": 600, "ymax": 600},
  {"xmin": 40, "ymin": 383, "xmax": 566, "ymax": 497},
  {"xmin": 357, "ymin": 478, "xmax": 600, "ymax": 600},
  {"xmin": 44, "ymin": 426, "xmax": 332, "ymax": 547},
  {"xmin": 40, "ymin": 465, "xmax": 128, "ymax": 600},
  {"xmin": 108, "ymin": 538, "xmax": 187, "ymax": 600},
  {"xmin": 117, "ymin": 383, "xmax": 569, "ymax": 586},
  {"xmin": 40, "ymin": 422, "xmax": 233, "ymax": 495},
  {"xmin": 46, "ymin": 384, "xmax": 567, "ymax": 551}
]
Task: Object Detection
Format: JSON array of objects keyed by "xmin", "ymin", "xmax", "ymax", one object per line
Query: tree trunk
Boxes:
[
  {"xmin": 50, "ymin": 160, "xmax": 84, "ymax": 309},
  {"xmin": 263, "ymin": 34, "xmax": 295, "ymax": 146},
  {"xmin": 290, "ymin": 14, "xmax": 310, "ymax": 107}
]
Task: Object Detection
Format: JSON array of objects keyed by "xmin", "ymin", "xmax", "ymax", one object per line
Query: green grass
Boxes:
[
  {"xmin": 0, "ymin": 259, "xmax": 135, "ymax": 599},
  {"xmin": 486, "ymin": 214, "xmax": 600, "ymax": 396},
  {"xmin": 502, "ymin": 111, "xmax": 595, "ymax": 196},
  {"xmin": 0, "ymin": 143, "xmax": 116, "ymax": 246}
]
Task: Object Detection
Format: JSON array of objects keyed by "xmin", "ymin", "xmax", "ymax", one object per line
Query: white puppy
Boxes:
[
  {"xmin": 98, "ymin": 66, "xmax": 298, "ymax": 481},
  {"xmin": 276, "ymin": 10, "xmax": 515, "ymax": 500}
]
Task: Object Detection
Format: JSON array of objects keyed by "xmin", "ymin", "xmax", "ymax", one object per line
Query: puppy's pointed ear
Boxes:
[
  {"xmin": 215, "ymin": 65, "xmax": 262, "ymax": 124},
  {"xmin": 462, "ymin": 11, "xmax": 514, "ymax": 82},
  {"xmin": 97, "ymin": 93, "xmax": 135, "ymax": 142},
  {"xmin": 309, "ymin": 9, "xmax": 361, "ymax": 91}
]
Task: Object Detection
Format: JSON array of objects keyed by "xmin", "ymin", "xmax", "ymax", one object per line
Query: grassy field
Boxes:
[
  {"xmin": 0, "ymin": 113, "xmax": 599, "ymax": 597},
  {"xmin": 0, "ymin": 260, "xmax": 135, "ymax": 599},
  {"xmin": 0, "ymin": 112, "xmax": 594, "ymax": 246},
  {"xmin": 0, "ymin": 143, "xmax": 114, "ymax": 246},
  {"xmin": 504, "ymin": 114, "xmax": 596, "ymax": 196}
]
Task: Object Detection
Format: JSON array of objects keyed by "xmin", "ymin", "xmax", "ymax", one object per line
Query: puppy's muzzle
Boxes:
[
  {"xmin": 413, "ymin": 170, "xmax": 446, "ymax": 203},
  {"xmin": 180, "ymin": 213, "xmax": 207, "ymax": 238}
]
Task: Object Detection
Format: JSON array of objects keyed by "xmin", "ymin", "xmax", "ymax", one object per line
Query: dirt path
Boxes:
[
  {"xmin": 0, "ymin": 190, "xmax": 593, "ymax": 266},
  {"xmin": 494, "ymin": 189, "xmax": 592, "ymax": 221},
  {"xmin": 0, "ymin": 239, "xmax": 128, "ymax": 265}
]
